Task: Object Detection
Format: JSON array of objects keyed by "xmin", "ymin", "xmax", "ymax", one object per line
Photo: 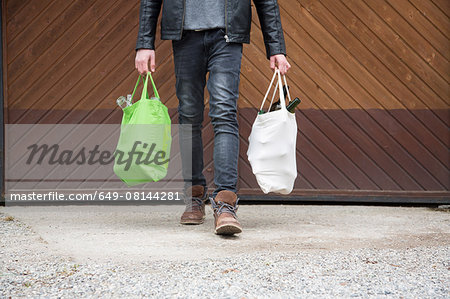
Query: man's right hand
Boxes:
[{"xmin": 135, "ymin": 49, "xmax": 156, "ymax": 74}]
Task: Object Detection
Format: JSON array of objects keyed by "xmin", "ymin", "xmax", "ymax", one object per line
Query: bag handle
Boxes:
[
  {"xmin": 144, "ymin": 71, "xmax": 160, "ymax": 99},
  {"xmin": 130, "ymin": 76, "xmax": 142, "ymax": 101},
  {"xmin": 282, "ymin": 73, "xmax": 292, "ymax": 104},
  {"xmin": 130, "ymin": 72, "xmax": 160, "ymax": 102},
  {"xmin": 260, "ymin": 69, "xmax": 291, "ymax": 111}
]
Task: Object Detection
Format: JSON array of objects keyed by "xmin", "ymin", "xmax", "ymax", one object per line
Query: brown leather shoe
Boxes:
[
  {"xmin": 180, "ymin": 185, "xmax": 207, "ymax": 225},
  {"xmin": 210, "ymin": 190, "xmax": 242, "ymax": 235}
]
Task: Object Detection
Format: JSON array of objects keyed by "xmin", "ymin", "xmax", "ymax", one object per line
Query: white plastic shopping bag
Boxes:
[{"xmin": 246, "ymin": 69, "xmax": 298, "ymax": 194}]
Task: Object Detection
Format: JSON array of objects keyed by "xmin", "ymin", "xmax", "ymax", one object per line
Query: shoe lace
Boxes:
[
  {"xmin": 185, "ymin": 197, "xmax": 204, "ymax": 211},
  {"xmin": 210, "ymin": 197, "xmax": 239, "ymax": 217}
]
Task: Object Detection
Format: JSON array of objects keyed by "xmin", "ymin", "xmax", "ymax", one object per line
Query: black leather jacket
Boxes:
[{"xmin": 136, "ymin": 0, "xmax": 286, "ymax": 59}]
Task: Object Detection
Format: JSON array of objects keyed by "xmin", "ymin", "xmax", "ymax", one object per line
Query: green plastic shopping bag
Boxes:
[{"xmin": 113, "ymin": 72, "xmax": 172, "ymax": 186}]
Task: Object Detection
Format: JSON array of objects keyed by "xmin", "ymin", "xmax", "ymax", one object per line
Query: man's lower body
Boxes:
[{"xmin": 173, "ymin": 29, "xmax": 243, "ymax": 235}]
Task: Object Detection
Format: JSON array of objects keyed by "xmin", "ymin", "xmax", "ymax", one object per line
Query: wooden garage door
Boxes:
[{"xmin": 3, "ymin": 0, "xmax": 449, "ymax": 200}]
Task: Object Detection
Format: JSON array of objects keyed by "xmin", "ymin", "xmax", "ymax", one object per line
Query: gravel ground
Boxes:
[{"xmin": 1, "ymin": 211, "xmax": 449, "ymax": 298}]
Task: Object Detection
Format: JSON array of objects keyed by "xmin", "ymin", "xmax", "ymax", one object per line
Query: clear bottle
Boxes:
[{"xmin": 116, "ymin": 96, "xmax": 131, "ymax": 109}]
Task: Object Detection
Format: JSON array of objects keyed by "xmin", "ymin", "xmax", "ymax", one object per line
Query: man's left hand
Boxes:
[{"xmin": 270, "ymin": 54, "xmax": 291, "ymax": 75}]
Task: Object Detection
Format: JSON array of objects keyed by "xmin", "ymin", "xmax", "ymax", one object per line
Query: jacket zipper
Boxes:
[
  {"xmin": 224, "ymin": 0, "xmax": 229, "ymax": 42},
  {"xmin": 180, "ymin": 0, "xmax": 186, "ymax": 39}
]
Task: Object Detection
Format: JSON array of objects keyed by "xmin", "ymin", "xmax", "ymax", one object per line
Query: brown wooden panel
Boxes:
[
  {"xmin": 7, "ymin": 1, "xmax": 73, "ymax": 63},
  {"xmin": 412, "ymin": 0, "xmax": 450, "ymax": 39},
  {"xmin": 7, "ymin": 0, "xmax": 52, "ymax": 41},
  {"xmin": 368, "ymin": 0, "xmax": 449, "ymax": 81},
  {"xmin": 250, "ymin": 5, "xmax": 447, "ymax": 189},
  {"xmin": 8, "ymin": 0, "xmax": 137, "ymax": 114},
  {"xmin": 303, "ymin": 0, "xmax": 448, "ymax": 133},
  {"xmin": 4, "ymin": 0, "xmax": 449, "ymax": 198},
  {"xmin": 431, "ymin": 0, "xmax": 450, "ymax": 14},
  {"xmin": 342, "ymin": 0, "xmax": 448, "ymax": 102},
  {"xmin": 8, "ymin": 0, "xmax": 116, "ymax": 98},
  {"xmin": 6, "ymin": 0, "xmax": 29, "ymax": 21},
  {"xmin": 387, "ymin": 0, "xmax": 449, "ymax": 60},
  {"xmin": 9, "ymin": 0, "xmax": 97, "ymax": 82}
]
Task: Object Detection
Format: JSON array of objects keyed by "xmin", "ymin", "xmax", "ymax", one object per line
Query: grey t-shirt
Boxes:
[{"xmin": 183, "ymin": 0, "xmax": 225, "ymax": 30}]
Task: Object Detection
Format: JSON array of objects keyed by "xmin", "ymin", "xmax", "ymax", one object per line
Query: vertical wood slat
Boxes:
[{"xmin": 3, "ymin": 0, "xmax": 449, "ymax": 196}]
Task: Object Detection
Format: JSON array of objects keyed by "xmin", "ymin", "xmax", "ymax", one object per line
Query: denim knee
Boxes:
[
  {"xmin": 178, "ymin": 111, "xmax": 204, "ymax": 126},
  {"xmin": 209, "ymin": 113, "xmax": 239, "ymax": 136}
]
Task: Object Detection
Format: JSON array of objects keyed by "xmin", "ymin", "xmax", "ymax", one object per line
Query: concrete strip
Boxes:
[{"xmin": 1, "ymin": 205, "xmax": 449, "ymax": 263}]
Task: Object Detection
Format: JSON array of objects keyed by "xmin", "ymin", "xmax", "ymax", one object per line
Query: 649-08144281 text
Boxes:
[{"xmin": 7, "ymin": 191, "xmax": 182, "ymax": 201}]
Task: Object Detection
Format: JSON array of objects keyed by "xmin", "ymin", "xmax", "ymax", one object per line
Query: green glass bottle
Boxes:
[{"xmin": 286, "ymin": 97, "xmax": 301, "ymax": 113}]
